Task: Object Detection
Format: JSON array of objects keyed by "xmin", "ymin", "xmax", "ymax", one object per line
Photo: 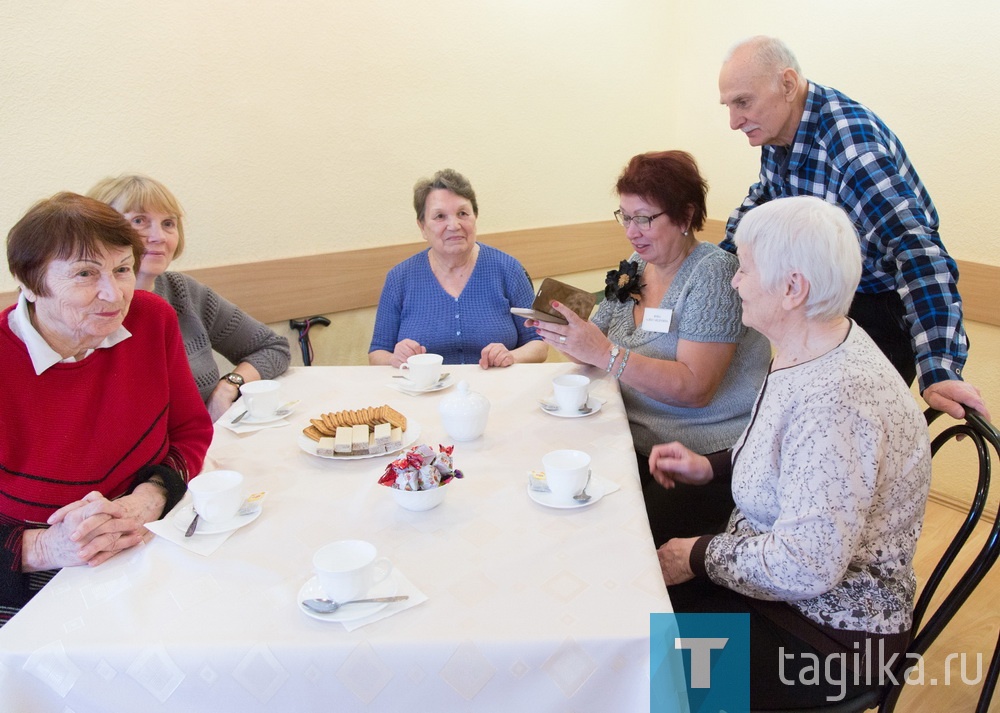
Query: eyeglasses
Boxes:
[{"xmin": 614, "ymin": 209, "xmax": 666, "ymax": 230}]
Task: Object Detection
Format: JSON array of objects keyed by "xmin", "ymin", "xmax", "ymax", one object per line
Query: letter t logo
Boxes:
[{"xmin": 675, "ymin": 637, "xmax": 729, "ymax": 688}]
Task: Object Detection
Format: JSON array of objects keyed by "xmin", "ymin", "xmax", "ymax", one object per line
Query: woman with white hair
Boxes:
[{"xmin": 650, "ymin": 196, "xmax": 932, "ymax": 706}]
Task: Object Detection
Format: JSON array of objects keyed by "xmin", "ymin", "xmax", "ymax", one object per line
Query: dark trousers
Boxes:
[
  {"xmin": 637, "ymin": 451, "xmax": 734, "ymax": 548},
  {"xmin": 848, "ymin": 291, "xmax": 916, "ymax": 386},
  {"xmin": 668, "ymin": 578, "xmax": 882, "ymax": 709}
]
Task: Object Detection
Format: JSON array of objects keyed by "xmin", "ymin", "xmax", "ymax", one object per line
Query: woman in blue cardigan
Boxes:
[{"xmin": 369, "ymin": 169, "xmax": 546, "ymax": 368}]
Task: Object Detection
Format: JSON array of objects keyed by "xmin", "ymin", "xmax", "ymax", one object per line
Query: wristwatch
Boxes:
[
  {"xmin": 606, "ymin": 344, "xmax": 621, "ymax": 373},
  {"xmin": 221, "ymin": 372, "xmax": 245, "ymax": 390}
]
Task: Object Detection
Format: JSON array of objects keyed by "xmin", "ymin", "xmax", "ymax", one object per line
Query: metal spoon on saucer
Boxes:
[
  {"xmin": 573, "ymin": 472, "xmax": 592, "ymax": 503},
  {"xmin": 231, "ymin": 399, "xmax": 299, "ymax": 425},
  {"xmin": 302, "ymin": 595, "xmax": 409, "ymax": 614},
  {"xmin": 539, "ymin": 400, "xmax": 592, "ymax": 414},
  {"xmin": 184, "ymin": 509, "xmax": 199, "ymax": 537}
]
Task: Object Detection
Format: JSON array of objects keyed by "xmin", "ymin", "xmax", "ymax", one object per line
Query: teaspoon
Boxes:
[
  {"xmin": 302, "ymin": 595, "xmax": 409, "ymax": 614},
  {"xmin": 573, "ymin": 471, "xmax": 593, "ymax": 503},
  {"xmin": 539, "ymin": 400, "xmax": 592, "ymax": 415},
  {"xmin": 231, "ymin": 400, "xmax": 300, "ymax": 425}
]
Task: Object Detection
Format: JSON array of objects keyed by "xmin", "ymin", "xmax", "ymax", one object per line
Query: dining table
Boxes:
[{"xmin": 0, "ymin": 362, "xmax": 672, "ymax": 712}]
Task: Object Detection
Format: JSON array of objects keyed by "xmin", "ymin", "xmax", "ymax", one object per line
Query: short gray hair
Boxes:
[
  {"xmin": 733, "ymin": 196, "xmax": 861, "ymax": 321},
  {"xmin": 725, "ymin": 35, "xmax": 802, "ymax": 77},
  {"xmin": 413, "ymin": 169, "xmax": 478, "ymax": 223}
]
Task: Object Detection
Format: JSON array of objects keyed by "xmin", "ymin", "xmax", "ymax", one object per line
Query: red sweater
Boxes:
[{"xmin": 0, "ymin": 291, "xmax": 213, "ymax": 608}]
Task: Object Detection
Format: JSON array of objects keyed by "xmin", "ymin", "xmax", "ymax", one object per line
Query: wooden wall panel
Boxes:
[
  {"xmin": 2, "ymin": 219, "xmax": 996, "ymax": 327},
  {"xmin": 955, "ymin": 259, "xmax": 998, "ymax": 326}
]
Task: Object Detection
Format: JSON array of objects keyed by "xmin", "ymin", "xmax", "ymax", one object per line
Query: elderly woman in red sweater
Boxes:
[{"xmin": 0, "ymin": 193, "xmax": 213, "ymax": 627}]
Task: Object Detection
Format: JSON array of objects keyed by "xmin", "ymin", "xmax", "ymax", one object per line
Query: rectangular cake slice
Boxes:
[
  {"xmin": 351, "ymin": 424, "xmax": 369, "ymax": 454},
  {"xmin": 334, "ymin": 426, "xmax": 353, "ymax": 454},
  {"xmin": 316, "ymin": 437, "xmax": 336, "ymax": 457},
  {"xmin": 367, "ymin": 431, "xmax": 385, "ymax": 455}
]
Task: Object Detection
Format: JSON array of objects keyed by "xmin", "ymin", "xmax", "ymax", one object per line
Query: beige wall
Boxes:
[
  {"xmin": 0, "ymin": 1, "xmax": 676, "ymax": 290},
  {"xmin": 669, "ymin": 0, "xmax": 1000, "ymax": 266},
  {"xmin": 5, "ymin": 3, "xmax": 1000, "ymax": 283}
]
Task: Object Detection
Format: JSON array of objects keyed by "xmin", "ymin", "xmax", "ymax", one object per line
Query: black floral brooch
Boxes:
[{"xmin": 604, "ymin": 260, "xmax": 643, "ymax": 303}]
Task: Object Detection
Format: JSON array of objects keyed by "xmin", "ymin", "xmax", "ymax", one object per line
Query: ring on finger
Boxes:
[{"xmin": 559, "ymin": 335, "xmax": 566, "ymax": 344}]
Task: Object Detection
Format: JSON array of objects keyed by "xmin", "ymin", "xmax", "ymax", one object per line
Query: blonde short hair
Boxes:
[{"xmin": 87, "ymin": 174, "xmax": 186, "ymax": 259}]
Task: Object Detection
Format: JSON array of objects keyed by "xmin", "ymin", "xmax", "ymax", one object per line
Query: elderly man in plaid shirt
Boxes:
[{"xmin": 718, "ymin": 35, "xmax": 989, "ymax": 421}]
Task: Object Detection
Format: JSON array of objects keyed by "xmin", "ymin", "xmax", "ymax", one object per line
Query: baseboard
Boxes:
[
  {"xmin": 928, "ymin": 488, "xmax": 997, "ymax": 523},
  {"xmin": 2, "ymin": 218, "xmax": 997, "ymax": 328}
]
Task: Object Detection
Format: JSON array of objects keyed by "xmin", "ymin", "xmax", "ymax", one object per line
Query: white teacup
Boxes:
[
  {"xmin": 542, "ymin": 449, "xmax": 591, "ymax": 502},
  {"xmin": 188, "ymin": 470, "xmax": 244, "ymax": 523},
  {"xmin": 240, "ymin": 380, "xmax": 281, "ymax": 419},
  {"xmin": 399, "ymin": 353, "xmax": 443, "ymax": 388},
  {"xmin": 313, "ymin": 540, "xmax": 393, "ymax": 602},
  {"xmin": 552, "ymin": 374, "xmax": 590, "ymax": 412}
]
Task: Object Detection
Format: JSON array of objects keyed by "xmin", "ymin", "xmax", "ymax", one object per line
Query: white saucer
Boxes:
[
  {"xmin": 388, "ymin": 374, "xmax": 455, "ymax": 395},
  {"xmin": 172, "ymin": 504, "xmax": 262, "ymax": 535},
  {"xmin": 239, "ymin": 408, "xmax": 295, "ymax": 425},
  {"xmin": 527, "ymin": 476, "xmax": 609, "ymax": 509},
  {"xmin": 297, "ymin": 571, "xmax": 399, "ymax": 623},
  {"xmin": 539, "ymin": 396, "xmax": 603, "ymax": 419},
  {"xmin": 297, "ymin": 419, "xmax": 421, "ymax": 460}
]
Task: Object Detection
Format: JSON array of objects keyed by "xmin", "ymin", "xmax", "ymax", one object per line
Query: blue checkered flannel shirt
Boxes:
[{"xmin": 721, "ymin": 82, "xmax": 967, "ymax": 391}]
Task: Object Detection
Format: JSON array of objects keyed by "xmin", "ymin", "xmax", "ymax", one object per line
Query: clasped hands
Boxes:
[{"xmin": 26, "ymin": 488, "xmax": 163, "ymax": 571}]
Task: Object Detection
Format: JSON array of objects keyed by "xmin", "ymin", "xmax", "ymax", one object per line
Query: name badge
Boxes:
[{"xmin": 642, "ymin": 308, "xmax": 673, "ymax": 333}]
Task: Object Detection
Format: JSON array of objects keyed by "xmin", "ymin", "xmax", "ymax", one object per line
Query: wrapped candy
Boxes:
[{"xmin": 379, "ymin": 444, "xmax": 463, "ymax": 491}]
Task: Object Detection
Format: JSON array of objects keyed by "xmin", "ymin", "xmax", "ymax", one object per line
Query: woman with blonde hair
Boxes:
[{"xmin": 88, "ymin": 175, "xmax": 290, "ymax": 421}]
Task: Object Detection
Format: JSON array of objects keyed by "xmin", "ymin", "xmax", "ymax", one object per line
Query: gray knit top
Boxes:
[
  {"xmin": 592, "ymin": 243, "xmax": 771, "ymax": 456},
  {"xmin": 153, "ymin": 272, "xmax": 291, "ymax": 402}
]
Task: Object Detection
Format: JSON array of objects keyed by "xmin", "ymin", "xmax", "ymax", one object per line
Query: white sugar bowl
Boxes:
[{"xmin": 438, "ymin": 380, "xmax": 490, "ymax": 441}]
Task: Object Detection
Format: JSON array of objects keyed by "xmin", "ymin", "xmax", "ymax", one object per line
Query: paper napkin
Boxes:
[
  {"xmin": 145, "ymin": 496, "xmax": 262, "ymax": 556},
  {"xmin": 342, "ymin": 568, "xmax": 428, "ymax": 631}
]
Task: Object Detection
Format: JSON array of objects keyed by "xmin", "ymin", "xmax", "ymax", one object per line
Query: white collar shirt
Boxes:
[{"xmin": 7, "ymin": 291, "xmax": 132, "ymax": 375}]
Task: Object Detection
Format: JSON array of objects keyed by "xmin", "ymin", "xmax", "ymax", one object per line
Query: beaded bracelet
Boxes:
[
  {"xmin": 614, "ymin": 348, "xmax": 631, "ymax": 380},
  {"xmin": 605, "ymin": 344, "xmax": 621, "ymax": 373}
]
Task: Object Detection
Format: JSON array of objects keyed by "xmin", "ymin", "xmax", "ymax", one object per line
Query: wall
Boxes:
[
  {"xmin": 4, "ymin": 3, "xmax": 998, "ymax": 272},
  {"xmin": 918, "ymin": 321, "xmax": 1000, "ymax": 518},
  {"xmin": 669, "ymin": 0, "xmax": 1000, "ymax": 267},
  {"xmin": 0, "ymin": 0, "xmax": 675, "ymax": 290}
]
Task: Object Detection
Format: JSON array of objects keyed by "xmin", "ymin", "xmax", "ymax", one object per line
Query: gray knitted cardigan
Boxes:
[
  {"xmin": 592, "ymin": 243, "xmax": 771, "ymax": 456},
  {"xmin": 153, "ymin": 272, "xmax": 291, "ymax": 402}
]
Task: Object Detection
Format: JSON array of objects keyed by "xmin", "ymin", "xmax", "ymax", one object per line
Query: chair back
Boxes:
[
  {"xmin": 879, "ymin": 409, "xmax": 1000, "ymax": 711},
  {"xmin": 884, "ymin": 409, "xmax": 1000, "ymax": 711}
]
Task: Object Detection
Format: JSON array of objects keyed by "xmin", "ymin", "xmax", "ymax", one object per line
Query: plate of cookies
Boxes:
[{"xmin": 297, "ymin": 404, "xmax": 420, "ymax": 460}]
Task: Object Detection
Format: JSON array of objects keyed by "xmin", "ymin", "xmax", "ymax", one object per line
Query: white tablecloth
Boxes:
[{"xmin": 0, "ymin": 363, "xmax": 670, "ymax": 712}]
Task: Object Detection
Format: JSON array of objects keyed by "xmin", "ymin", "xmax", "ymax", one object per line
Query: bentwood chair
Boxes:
[{"xmin": 754, "ymin": 408, "xmax": 1000, "ymax": 713}]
